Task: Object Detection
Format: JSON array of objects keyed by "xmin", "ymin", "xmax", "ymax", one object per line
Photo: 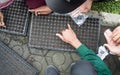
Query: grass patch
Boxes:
[{"xmin": 92, "ymin": 1, "xmax": 120, "ymax": 14}]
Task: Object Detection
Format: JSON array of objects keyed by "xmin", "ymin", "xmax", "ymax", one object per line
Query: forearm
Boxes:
[{"xmin": 70, "ymin": 39, "xmax": 82, "ymax": 49}]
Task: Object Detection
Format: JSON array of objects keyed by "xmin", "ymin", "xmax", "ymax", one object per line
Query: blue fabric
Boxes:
[{"xmin": 70, "ymin": 60, "xmax": 97, "ymax": 75}]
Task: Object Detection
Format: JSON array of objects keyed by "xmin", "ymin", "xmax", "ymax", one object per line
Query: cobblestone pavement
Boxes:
[
  {"xmin": 0, "ymin": 11, "xmax": 120, "ymax": 75},
  {"xmin": 0, "ymin": 32, "xmax": 80, "ymax": 75}
]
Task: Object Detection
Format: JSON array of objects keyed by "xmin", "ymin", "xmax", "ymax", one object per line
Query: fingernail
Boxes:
[
  {"xmin": 103, "ymin": 44, "xmax": 106, "ymax": 46},
  {"xmin": 1, "ymin": 25, "xmax": 6, "ymax": 27},
  {"xmin": 56, "ymin": 33, "xmax": 58, "ymax": 36},
  {"xmin": 38, "ymin": 12, "xmax": 41, "ymax": 14},
  {"xmin": 106, "ymin": 29, "xmax": 112, "ymax": 32}
]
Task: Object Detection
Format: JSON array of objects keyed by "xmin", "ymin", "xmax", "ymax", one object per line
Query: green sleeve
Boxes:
[{"xmin": 77, "ymin": 44, "xmax": 112, "ymax": 75}]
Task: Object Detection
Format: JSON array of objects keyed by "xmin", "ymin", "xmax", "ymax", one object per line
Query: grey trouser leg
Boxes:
[{"xmin": 70, "ymin": 60, "xmax": 98, "ymax": 75}]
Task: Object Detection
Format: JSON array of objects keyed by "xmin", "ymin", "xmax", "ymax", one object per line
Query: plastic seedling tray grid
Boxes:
[
  {"xmin": 0, "ymin": 0, "xmax": 29, "ymax": 36},
  {"xmin": 29, "ymin": 13, "xmax": 100, "ymax": 52}
]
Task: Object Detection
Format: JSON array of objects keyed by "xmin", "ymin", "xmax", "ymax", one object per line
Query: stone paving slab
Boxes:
[
  {"xmin": 0, "ymin": 31, "xmax": 80, "ymax": 75},
  {"xmin": 0, "ymin": 40, "xmax": 38, "ymax": 75}
]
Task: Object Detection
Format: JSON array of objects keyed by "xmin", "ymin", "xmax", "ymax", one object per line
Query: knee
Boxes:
[{"xmin": 70, "ymin": 60, "xmax": 97, "ymax": 75}]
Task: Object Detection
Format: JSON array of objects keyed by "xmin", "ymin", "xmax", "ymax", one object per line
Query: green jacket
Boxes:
[{"xmin": 77, "ymin": 44, "xmax": 112, "ymax": 75}]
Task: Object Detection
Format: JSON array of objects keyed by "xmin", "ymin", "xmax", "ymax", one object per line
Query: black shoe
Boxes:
[{"xmin": 46, "ymin": 65, "xmax": 60, "ymax": 75}]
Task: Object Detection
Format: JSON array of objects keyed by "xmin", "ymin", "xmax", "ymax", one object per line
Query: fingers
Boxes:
[
  {"xmin": 34, "ymin": 11, "xmax": 38, "ymax": 16},
  {"xmin": 112, "ymin": 32, "xmax": 120, "ymax": 44},
  {"xmin": 0, "ymin": 25, "xmax": 6, "ymax": 27},
  {"xmin": 28, "ymin": 9, "xmax": 35, "ymax": 12},
  {"xmin": 29, "ymin": 10, "xmax": 51, "ymax": 16},
  {"xmin": 37, "ymin": 11, "xmax": 50, "ymax": 15},
  {"xmin": 104, "ymin": 44, "xmax": 116, "ymax": 55},
  {"xmin": 56, "ymin": 24, "xmax": 70, "ymax": 41},
  {"xmin": 67, "ymin": 24, "xmax": 72, "ymax": 30},
  {"xmin": 56, "ymin": 33, "xmax": 64, "ymax": 41},
  {"xmin": 0, "ymin": 13, "xmax": 6, "ymax": 28},
  {"xmin": 113, "ymin": 34, "xmax": 120, "ymax": 41},
  {"xmin": 104, "ymin": 29, "xmax": 112, "ymax": 43},
  {"xmin": 113, "ymin": 26, "xmax": 120, "ymax": 34},
  {"xmin": 2, "ymin": 25, "xmax": 6, "ymax": 27},
  {"xmin": 112, "ymin": 26, "xmax": 120, "ymax": 44},
  {"xmin": 0, "ymin": 22, "xmax": 6, "ymax": 27},
  {"xmin": 35, "ymin": 11, "xmax": 50, "ymax": 16},
  {"xmin": 112, "ymin": 26, "xmax": 120, "ymax": 37},
  {"xmin": 104, "ymin": 44, "xmax": 112, "ymax": 53},
  {"xmin": 116, "ymin": 39, "xmax": 120, "ymax": 44},
  {"xmin": 29, "ymin": 6, "xmax": 52, "ymax": 16},
  {"xmin": 112, "ymin": 30, "xmax": 118, "ymax": 38},
  {"xmin": 1, "ymin": 25, "xmax": 6, "ymax": 28},
  {"xmin": 0, "ymin": 12, "xmax": 4, "ymax": 22},
  {"xmin": 104, "ymin": 44, "xmax": 110, "ymax": 50},
  {"xmin": 37, "ymin": 12, "xmax": 41, "ymax": 15},
  {"xmin": 29, "ymin": 9, "xmax": 39, "ymax": 16}
]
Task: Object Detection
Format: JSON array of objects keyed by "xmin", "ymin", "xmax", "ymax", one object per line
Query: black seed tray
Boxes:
[
  {"xmin": 29, "ymin": 13, "xmax": 100, "ymax": 52},
  {"xmin": 0, "ymin": 0, "xmax": 29, "ymax": 36},
  {"xmin": 0, "ymin": 41, "xmax": 39, "ymax": 75}
]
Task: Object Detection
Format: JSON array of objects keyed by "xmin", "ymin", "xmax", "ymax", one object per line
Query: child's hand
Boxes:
[
  {"xmin": 104, "ymin": 29, "xmax": 120, "ymax": 56},
  {"xmin": 0, "ymin": 12, "xmax": 6, "ymax": 27},
  {"xmin": 56, "ymin": 24, "xmax": 82, "ymax": 49}
]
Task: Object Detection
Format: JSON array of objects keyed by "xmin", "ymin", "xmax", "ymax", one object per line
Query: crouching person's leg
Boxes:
[{"xmin": 70, "ymin": 60, "xmax": 97, "ymax": 75}]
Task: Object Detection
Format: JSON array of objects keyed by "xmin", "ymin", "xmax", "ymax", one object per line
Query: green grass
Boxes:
[{"xmin": 92, "ymin": 1, "xmax": 120, "ymax": 14}]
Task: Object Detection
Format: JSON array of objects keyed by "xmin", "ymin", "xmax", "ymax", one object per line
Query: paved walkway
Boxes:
[{"xmin": 0, "ymin": 11, "xmax": 120, "ymax": 75}]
